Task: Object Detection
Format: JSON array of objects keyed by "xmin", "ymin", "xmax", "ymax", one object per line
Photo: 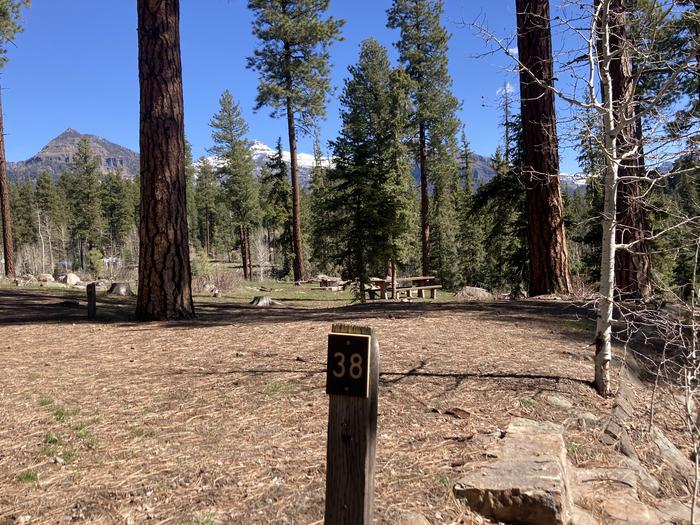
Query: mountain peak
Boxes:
[
  {"xmin": 8, "ymin": 129, "xmax": 140, "ymax": 183},
  {"xmin": 58, "ymin": 128, "xmax": 81, "ymax": 139}
]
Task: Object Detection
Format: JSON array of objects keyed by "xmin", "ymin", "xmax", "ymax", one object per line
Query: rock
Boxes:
[
  {"xmin": 38, "ymin": 273, "xmax": 55, "ymax": 282},
  {"xmin": 107, "ymin": 282, "xmax": 133, "ymax": 296},
  {"xmin": 543, "ymin": 395, "xmax": 574, "ymax": 410},
  {"xmin": 60, "ymin": 273, "xmax": 81, "ymax": 286},
  {"xmin": 600, "ymin": 496, "xmax": 660, "ymax": 524},
  {"xmin": 651, "ymin": 426, "xmax": 692, "ymax": 474},
  {"xmin": 568, "ymin": 412, "xmax": 598, "ymax": 430},
  {"xmin": 620, "ymin": 456, "xmax": 660, "ymax": 496},
  {"xmin": 455, "ymin": 286, "xmax": 494, "ymax": 301},
  {"xmin": 656, "ymin": 500, "xmax": 697, "ymax": 524},
  {"xmin": 454, "ymin": 418, "xmax": 572, "ymax": 525},
  {"xmin": 395, "ymin": 511, "xmax": 431, "ymax": 525},
  {"xmin": 572, "ymin": 467, "xmax": 661, "ymax": 524}
]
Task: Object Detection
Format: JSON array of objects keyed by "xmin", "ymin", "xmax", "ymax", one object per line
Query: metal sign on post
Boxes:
[
  {"xmin": 324, "ymin": 323, "xmax": 379, "ymax": 525},
  {"xmin": 326, "ymin": 332, "xmax": 372, "ymax": 398}
]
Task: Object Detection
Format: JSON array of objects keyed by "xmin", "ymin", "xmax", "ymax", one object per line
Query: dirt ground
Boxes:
[{"xmin": 0, "ymin": 287, "xmax": 688, "ymax": 524}]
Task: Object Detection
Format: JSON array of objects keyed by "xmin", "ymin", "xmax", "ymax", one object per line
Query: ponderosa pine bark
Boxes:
[
  {"xmin": 136, "ymin": 0, "xmax": 194, "ymax": 320},
  {"xmin": 515, "ymin": 0, "xmax": 572, "ymax": 296},
  {"xmin": 608, "ymin": 0, "xmax": 652, "ymax": 299},
  {"xmin": 0, "ymin": 87, "xmax": 15, "ymax": 276},
  {"xmin": 285, "ymin": 89, "xmax": 304, "ymax": 282}
]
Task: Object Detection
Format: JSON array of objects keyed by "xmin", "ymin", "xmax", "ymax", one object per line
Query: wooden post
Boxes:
[
  {"xmin": 324, "ymin": 323, "xmax": 379, "ymax": 525},
  {"xmin": 87, "ymin": 282, "xmax": 97, "ymax": 320}
]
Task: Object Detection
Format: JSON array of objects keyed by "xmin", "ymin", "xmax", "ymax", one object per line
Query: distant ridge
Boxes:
[
  {"xmin": 8, "ymin": 129, "xmax": 140, "ymax": 182},
  {"xmin": 8, "ymin": 129, "xmax": 503, "ymax": 188}
]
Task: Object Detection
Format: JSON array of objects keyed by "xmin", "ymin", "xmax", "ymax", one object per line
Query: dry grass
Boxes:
[{"xmin": 0, "ymin": 288, "xmax": 676, "ymax": 524}]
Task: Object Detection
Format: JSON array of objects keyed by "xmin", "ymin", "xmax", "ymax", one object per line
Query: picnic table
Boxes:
[{"xmin": 368, "ymin": 276, "xmax": 442, "ymax": 300}]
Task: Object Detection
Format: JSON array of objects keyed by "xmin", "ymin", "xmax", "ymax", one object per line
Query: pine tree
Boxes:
[
  {"xmin": 34, "ymin": 171, "xmax": 64, "ymax": 272},
  {"xmin": 327, "ymin": 38, "xmax": 416, "ymax": 300},
  {"xmin": 387, "ymin": 0, "xmax": 460, "ymax": 278},
  {"xmin": 309, "ymin": 130, "xmax": 336, "ymax": 274},
  {"xmin": 473, "ymin": 147, "xmax": 528, "ymax": 294},
  {"xmin": 100, "ymin": 171, "xmax": 135, "ymax": 260},
  {"xmin": 247, "ymin": 0, "xmax": 344, "ymax": 282},
  {"xmin": 136, "ymin": 0, "xmax": 194, "ymax": 320},
  {"xmin": 209, "ymin": 89, "xmax": 261, "ymax": 280},
  {"xmin": 194, "ymin": 157, "xmax": 220, "ymax": 256},
  {"xmin": 260, "ymin": 138, "xmax": 293, "ymax": 276},
  {"xmin": 0, "ymin": 0, "xmax": 30, "ymax": 276},
  {"xmin": 185, "ymin": 141, "xmax": 198, "ymax": 243},
  {"xmin": 458, "ymin": 128, "xmax": 486, "ymax": 285},
  {"xmin": 515, "ymin": 0, "xmax": 572, "ymax": 296},
  {"xmin": 60, "ymin": 137, "xmax": 104, "ymax": 269},
  {"xmin": 9, "ymin": 179, "xmax": 35, "ymax": 252}
]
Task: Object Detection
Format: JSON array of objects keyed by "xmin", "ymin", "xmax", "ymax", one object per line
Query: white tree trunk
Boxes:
[{"xmin": 594, "ymin": 0, "xmax": 618, "ymax": 397}]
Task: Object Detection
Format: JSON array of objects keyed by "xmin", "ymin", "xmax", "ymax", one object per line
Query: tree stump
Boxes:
[
  {"xmin": 107, "ymin": 282, "xmax": 134, "ymax": 296},
  {"xmin": 250, "ymin": 296, "xmax": 283, "ymax": 307}
]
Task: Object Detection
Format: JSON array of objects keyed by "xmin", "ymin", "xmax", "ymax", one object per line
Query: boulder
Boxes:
[
  {"xmin": 455, "ymin": 286, "xmax": 494, "ymax": 301},
  {"xmin": 454, "ymin": 418, "xmax": 572, "ymax": 525},
  {"xmin": 543, "ymin": 395, "xmax": 574, "ymax": 410},
  {"xmin": 59, "ymin": 273, "xmax": 81, "ymax": 286},
  {"xmin": 38, "ymin": 273, "xmax": 55, "ymax": 282},
  {"xmin": 567, "ymin": 412, "xmax": 599, "ymax": 431}
]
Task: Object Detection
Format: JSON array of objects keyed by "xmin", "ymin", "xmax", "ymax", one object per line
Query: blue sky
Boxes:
[{"xmin": 3, "ymin": 1, "xmax": 579, "ymax": 173}]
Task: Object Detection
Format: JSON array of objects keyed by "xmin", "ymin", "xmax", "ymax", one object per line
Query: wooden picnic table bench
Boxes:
[{"xmin": 370, "ymin": 276, "xmax": 442, "ymax": 300}]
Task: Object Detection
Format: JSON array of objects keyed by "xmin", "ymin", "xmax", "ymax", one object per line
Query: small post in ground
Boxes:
[
  {"xmin": 324, "ymin": 323, "xmax": 379, "ymax": 525},
  {"xmin": 87, "ymin": 282, "xmax": 96, "ymax": 320}
]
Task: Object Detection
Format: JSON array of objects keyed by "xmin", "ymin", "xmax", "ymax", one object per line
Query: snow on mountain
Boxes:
[{"xmin": 201, "ymin": 139, "xmax": 332, "ymax": 187}]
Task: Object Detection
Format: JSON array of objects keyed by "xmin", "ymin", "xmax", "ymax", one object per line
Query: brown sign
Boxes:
[{"xmin": 326, "ymin": 333, "xmax": 372, "ymax": 398}]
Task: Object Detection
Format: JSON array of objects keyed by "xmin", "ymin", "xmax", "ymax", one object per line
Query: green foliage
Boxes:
[
  {"xmin": 458, "ymin": 129, "xmax": 486, "ymax": 285},
  {"xmin": 472, "ymin": 148, "xmax": 528, "ymax": 293},
  {"xmin": 209, "ymin": 90, "xmax": 261, "ymax": 232},
  {"xmin": 9, "ymin": 178, "xmax": 36, "ymax": 249},
  {"xmin": 326, "ymin": 39, "xmax": 417, "ymax": 292},
  {"xmin": 191, "ymin": 250, "xmax": 212, "ymax": 277},
  {"xmin": 247, "ymin": 0, "xmax": 344, "ymax": 132},
  {"xmin": 59, "ymin": 137, "xmax": 105, "ymax": 268},
  {"xmin": 308, "ymin": 131, "xmax": 337, "ymax": 274},
  {"xmin": 87, "ymin": 248, "xmax": 103, "ymax": 277},
  {"xmin": 387, "ymin": 0, "xmax": 462, "ymax": 286},
  {"xmin": 100, "ymin": 171, "xmax": 135, "ymax": 252},
  {"xmin": 0, "ymin": 0, "xmax": 30, "ymax": 68},
  {"xmin": 194, "ymin": 157, "xmax": 225, "ymax": 255},
  {"xmin": 185, "ymin": 140, "xmax": 198, "ymax": 242},
  {"xmin": 17, "ymin": 469, "xmax": 37, "ymax": 483},
  {"xmin": 260, "ymin": 138, "xmax": 293, "ymax": 274}
]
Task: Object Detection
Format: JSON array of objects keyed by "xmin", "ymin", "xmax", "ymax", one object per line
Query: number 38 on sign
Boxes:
[{"xmin": 326, "ymin": 333, "xmax": 372, "ymax": 398}]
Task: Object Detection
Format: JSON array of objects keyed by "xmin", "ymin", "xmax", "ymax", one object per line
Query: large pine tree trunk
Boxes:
[
  {"xmin": 136, "ymin": 0, "xmax": 194, "ymax": 321},
  {"xmin": 419, "ymin": 122, "xmax": 430, "ymax": 277},
  {"xmin": 608, "ymin": 0, "xmax": 652, "ymax": 299},
  {"xmin": 515, "ymin": 0, "xmax": 572, "ymax": 296},
  {"xmin": 285, "ymin": 91, "xmax": 305, "ymax": 282},
  {"xmin": 0, "ymin": 87, "xmax": 15, "ymax": 277}
]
